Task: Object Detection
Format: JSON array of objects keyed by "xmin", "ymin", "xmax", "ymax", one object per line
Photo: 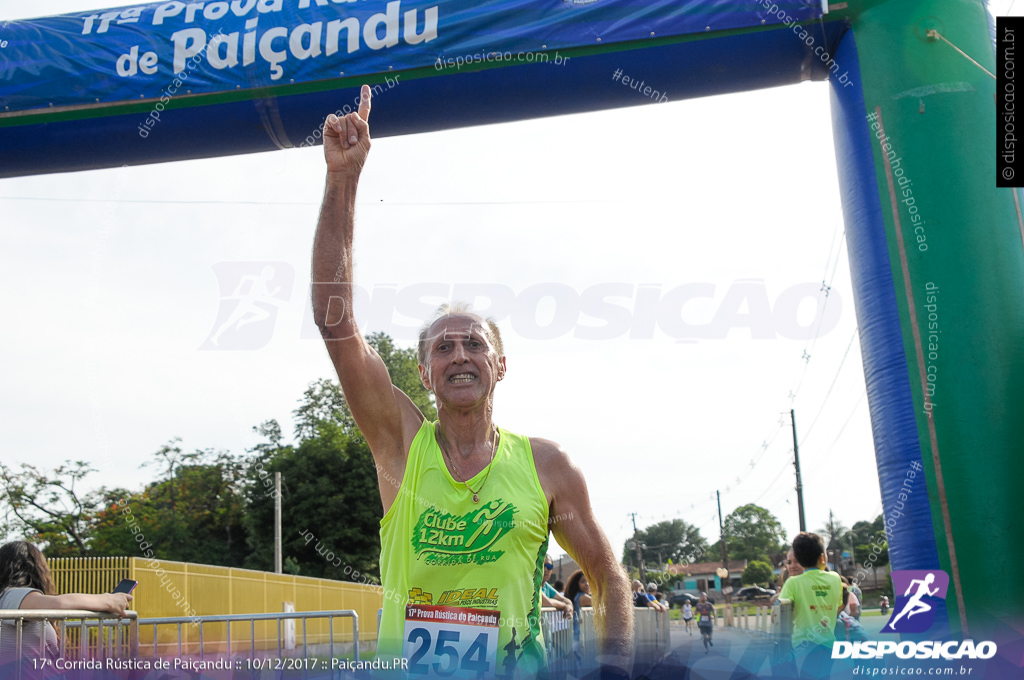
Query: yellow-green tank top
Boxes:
[{"xmin": 377, "ymin": 419, "xmax": 549, "ymax": 679}]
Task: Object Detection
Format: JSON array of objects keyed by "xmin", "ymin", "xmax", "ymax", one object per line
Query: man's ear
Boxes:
[
  {"xmin": 418, "ymin": 363, "xmax": 432, "ymax": 392},
  {"xmin": 496, "ymin": 356, "xmax": 507, "ymax": 381}
]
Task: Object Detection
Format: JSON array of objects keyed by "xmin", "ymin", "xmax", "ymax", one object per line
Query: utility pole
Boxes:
[
  {"xmin": 717, "ymin": 490, "xmax": 731, "ymax": 605},
  {"xmin": 828, "ymin": 508, "xmax": 835, "ymax": 570},
  {"xmin": 274, "ymin": 472, "xmax": 282, "ymax": 574},
  {"xmin": 629, "ymin": 513, "xmax": 645, "ymax": 583},
  {"xmin": 849, "ymin": 533, "xmax": 856, "ymax": 577},
  {"xmin": 717, "ymin": 491, "xmax": 727, "ymax": 568},
  {"xmin": 791, "ymin": 409, "xmax": 807, "ymax": 532},
  {"xmin": 717, "ymin": 490, "xmax": 733, "ymax": 626}
]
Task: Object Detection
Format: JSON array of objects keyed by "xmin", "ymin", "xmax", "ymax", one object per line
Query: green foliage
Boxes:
[
  {"xmin": 0, "ymin": 461, "xmax": 100, "ymax": 556},
  {"xmin": 243, "ymin": 421, "xmax": 383, "ymax": 579},
  {"xmin": 643, "ymin": 569, "xmax": 684, "ymax": 592},
  {"xmin": 622, "ymin": 519, "xmax": 708, "ymax": 570},
  {"xmin": 722, "ymin": 504, "xmax": 788, "ymax": 564},
  {"xmin": 855, "ymin": 541, "xmax": 889, "ymax": 567},
  {"xmin": 244, "ymin": 332, "xmax": 434, "ymax": 580},
  {"xmin": 90, "ymin": 441, "xmax": 249, "ymax": 566},
  {"xmin": 818, "ymin": 513, "xmax": 855, "ymax": 571},
  {"xmin": 850, "ymin": 514, "xmax": 889, "ymax": 584},
  {"xmin": 368, "ymin": 332, "xmax": 437, "ymax": 420},
  {"xmin": 849, "ymin": 516, "xmax": 882, "ymax": 548},
  {"xmin": 292, "ymin": 334, "xmax": 436, "ymax": 445},
  {"xmin": 5, "ymin": 333, "xmax": 436, "ymax": 577},
  {"xmin": 292, "ymin": 379, "xmax": 354, "ymax": 442},
  {"xmin": 741, "ymin": 560, "xmax": 774, "ymax": 587}
]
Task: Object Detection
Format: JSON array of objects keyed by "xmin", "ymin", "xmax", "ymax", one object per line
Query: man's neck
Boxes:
[{"xmin": 436, "ymin": 408, "xmax": 496, "ymax": 460}]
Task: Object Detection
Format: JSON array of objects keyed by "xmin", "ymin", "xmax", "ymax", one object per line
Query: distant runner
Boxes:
[
  {"xmin": 695, "ymin": 592, "xmax": 715, "ymax": 652},
  {"xmin": 682, "ymin": 601, "xmax": 694, "ymax": 635},
  {"xmin": 310, "ymin": 85, "xmax": 632, "ymax": 679}
]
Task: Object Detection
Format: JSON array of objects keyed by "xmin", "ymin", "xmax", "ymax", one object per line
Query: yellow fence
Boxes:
[
  {"xmin": 50, "ymin": 556, "xmax": 131, "ymax": 597},
  {"xmin": 49, "ymin": 557, "xmax": 382, "ymax": 656}
]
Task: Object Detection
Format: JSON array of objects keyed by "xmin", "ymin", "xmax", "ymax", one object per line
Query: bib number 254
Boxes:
[{"xmin": 406, "ymin": 628, "xmax": 490, "ymax": 678}]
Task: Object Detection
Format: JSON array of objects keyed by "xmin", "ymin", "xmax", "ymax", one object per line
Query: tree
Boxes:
[
  {"xmin": 292, "ymin": 333, "xmax": 436, "ymax": 441},
  {"xmin": 621, "ymin": 519, "xmax": 708, "ymax": 572},
  {"xmin": 89, "ymin": 443, "xmax": 249, "ymax": 566},
  {"xmin": 819, "ymin": 512, "xmax": 853, "ymax": 574},
  {"xmin": 741, "ymin": 560, "xmax": 774, "ymax": 587},
  {"xmin": 851, "ymin": 514, "xmax": 889, "ymax": 585},
  {"xmin": 0, "ymin": 460, "xmax": 99, "ymax": 555},
  {"xmin": 367, "ymin": 332, "xmax": 437, "ymax": 418},
  {"xmin": 849, "ymin": 517, "xmax": 879, "ymax": 549},
  {"xmin": 244, "ymin": 332, "xmax": 437, "ymax": 580},
  {"xmin": 292, "ymin": 379, "xmax": 354, "ymax": 442},
  {"xmin": 721, "ymin": 504, "xmax": 788, "ymax": 564},
  {"xmin": 243, "ymin": 422, "xmax": 383, "ymax": 579}
]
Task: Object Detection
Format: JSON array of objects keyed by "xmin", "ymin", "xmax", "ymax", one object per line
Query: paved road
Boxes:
[{"xmin": 633, "ymin": 624, "xmax": 780, "ymax": 679}]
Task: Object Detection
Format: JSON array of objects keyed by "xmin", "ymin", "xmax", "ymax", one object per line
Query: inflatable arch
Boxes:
[{"xmin": 2, "ymin": 0, "xmax": 1021, "ymax": 644}]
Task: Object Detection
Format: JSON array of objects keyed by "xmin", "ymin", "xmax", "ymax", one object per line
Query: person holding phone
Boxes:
[{"xmin": 0, "ymin": 541, "xmax": 133, "ymax": 669}]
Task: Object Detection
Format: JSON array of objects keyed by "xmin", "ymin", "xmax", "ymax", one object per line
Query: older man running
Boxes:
[{"xmin": 310, "ymin": 85, "xmax": 632, "ymax": 679}]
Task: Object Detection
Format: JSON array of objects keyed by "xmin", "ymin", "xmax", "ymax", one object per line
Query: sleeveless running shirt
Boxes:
[{"xmin": 377, "ymin": 420, "xmax": 550, "ymax": 679}]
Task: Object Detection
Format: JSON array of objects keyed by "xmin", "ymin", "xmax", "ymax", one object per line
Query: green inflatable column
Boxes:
[{"xmin": 841, "ymin": 0, "xmax": 1024, "ymax": 639}]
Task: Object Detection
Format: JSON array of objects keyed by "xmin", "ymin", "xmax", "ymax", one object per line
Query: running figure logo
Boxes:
[
  {"xmin": 201, "ymin": 262, "xmax": 294, "ymax": 350},
  {"xmin": 884, "ymin": 570, "xmax": 949, "ymax": 633}
]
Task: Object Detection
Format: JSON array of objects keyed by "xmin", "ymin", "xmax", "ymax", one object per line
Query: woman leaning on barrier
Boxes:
[
  {"xmin": 0, "ymin": 541, "xmax": 132, "ymax": 671},
  {"xmin": 564, "ymin": 570, "xmax": 592, "ymax": 672}
]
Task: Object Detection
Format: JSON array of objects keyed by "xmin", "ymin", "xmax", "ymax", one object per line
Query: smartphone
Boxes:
[{"xmin": 112, "ymin": 579, "xmax": 138, "ymax": 595}]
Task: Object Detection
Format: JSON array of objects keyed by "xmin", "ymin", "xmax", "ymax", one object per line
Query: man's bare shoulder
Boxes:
[
  {"xmin": 528, "ymin": 437, "xmax": 583, "ymax": 500},
  {"xmin": 528, "ymin": 437, "xmax": 578, "ymax": 472}
]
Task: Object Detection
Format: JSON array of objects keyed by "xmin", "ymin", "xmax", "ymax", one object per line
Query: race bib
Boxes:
[{"xmin": 403, "ymin": 604, "xmax": 500, "ymax": 679}]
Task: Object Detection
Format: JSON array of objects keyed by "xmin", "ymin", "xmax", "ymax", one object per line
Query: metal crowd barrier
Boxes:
[
  {"xmin": 138, "ymin": 609, "xmax": 360, "ymax": 663},
  {"xmin": 632, "ymin": 606, "xmax": 670, "ymax": 661},
  {"xmin": 5, "ymin": 605, "xmax": 663, "ymax": 679},
  {"xmin": 0, "ymin": 609, "xmax": 138, "ymax": 680},
  {"xmin": 721, "ymin": 602, "xmax": 776, "ymax": 635},
  {"xmin": 771, "ymin": 599, "xmax": 794, "ymax": 665},
  {"xmin": 541, "ymin": 605, "xmax": 670, "ymax": 676}
]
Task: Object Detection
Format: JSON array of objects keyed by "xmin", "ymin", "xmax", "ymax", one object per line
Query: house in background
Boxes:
[{"xmin": 665, "ymin": 559, "xmax": 748, "ymax": 595}]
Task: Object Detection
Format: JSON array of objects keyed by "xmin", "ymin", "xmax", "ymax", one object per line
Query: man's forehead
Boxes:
[{"xmin": 427, "ymin": 314, "xmax": 490, "ymax": 340}]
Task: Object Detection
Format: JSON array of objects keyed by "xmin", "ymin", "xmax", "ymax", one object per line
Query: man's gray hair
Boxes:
[{"xmin": 417, "ymin": 302, "xmax": 505, "ymax": 365}]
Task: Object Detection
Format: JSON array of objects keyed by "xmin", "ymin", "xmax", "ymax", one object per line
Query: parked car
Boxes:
[
  {"xmin": 669, "ymin": 591, "xmax": 700, "ymax": 607},
  {"xmin": 736, "ymin": 586, "xmax": 776, "ymax": 601}
]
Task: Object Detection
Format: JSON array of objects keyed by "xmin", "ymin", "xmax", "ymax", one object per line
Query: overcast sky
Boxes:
[{"xmin": 1, "ymin": 1, "xmax": 1012, "ymax": 570}]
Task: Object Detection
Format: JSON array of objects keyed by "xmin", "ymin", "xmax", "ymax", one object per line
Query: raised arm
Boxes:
[
  {"xmin": 534, "ymin": 439, "xmax": 633, "ymax": 676},
  {"xmin": 311, "ymin": 85, "xmax": 423, "ymax": 511}
]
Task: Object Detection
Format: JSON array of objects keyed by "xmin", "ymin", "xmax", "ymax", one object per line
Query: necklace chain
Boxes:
[{"xmin": 438, "ymin": 426, "xmax": 498, "ymax": 503}]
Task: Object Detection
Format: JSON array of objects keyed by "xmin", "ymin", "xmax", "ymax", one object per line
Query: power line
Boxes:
[
  {"xmin": 749, "ymin": 459, "xmax": 794, "ymax": 507},
  {"xmin": 789, "ymin": 222, "xmax": 846, "ymax": 400},
  {"xmin": 800, "ymin": 328, "xmax": 859, "ymax": 445},
  {"xmin": 0, "ymin": 195, "xmax": 625, "ymax": 207},
  {"xmin": 800, "ymin": 392, "xmax": 868, "ymax": 485}
]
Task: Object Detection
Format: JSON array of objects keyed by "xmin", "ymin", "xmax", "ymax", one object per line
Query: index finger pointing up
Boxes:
[{"xmin": 358, "ymin": 84, "xmax": 371, "ymax": 121}]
